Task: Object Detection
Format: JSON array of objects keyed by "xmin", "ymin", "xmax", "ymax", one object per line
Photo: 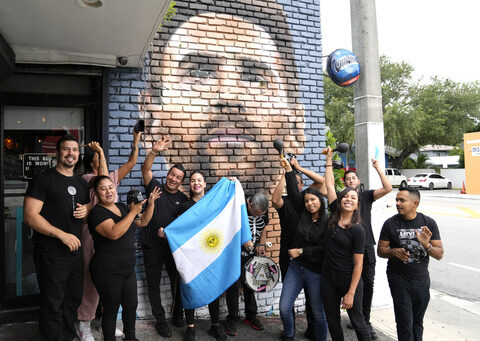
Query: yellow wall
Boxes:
[{"xmin": 464, "ymin": 132, "xmax": 480, "ymax": 194}]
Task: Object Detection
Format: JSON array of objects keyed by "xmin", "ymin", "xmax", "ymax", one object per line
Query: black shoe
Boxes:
[
  {"xmin": 369, "ymin": 325, "xmax": 378, "ymax": 340},
  {"xmin": 155, "ymin": 318, "xmax": 172, "ymax": 338},
  {"xmin": 346, "ymin": 323, "xmax": 354, "ymax": 330},
  {"xmin": 244, "ymin": 316, "xmax": 263, "ymax": 331},
  {"xmin": 224, "ymin": 317, "xmax": 237, "ymax": 336},
  {"xmin": 280, "ymin": 331, "xmax": 294, "ymax": 341},
  {"xmin": 183, "ymin": 326, "xmax": 195, "ymax": 341},
  {"xmin": 208, "ymin": 324, "xmax": 227, "ymax": 341},
  {"xmin": 304, "ymin": 327, "xmax": 315, "ymax": 340}
]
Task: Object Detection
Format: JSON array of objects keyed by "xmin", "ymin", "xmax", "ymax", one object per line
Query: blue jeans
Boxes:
[{"xmin": 279, "ymin": 260, "xmax": 328, "ymax": 341}]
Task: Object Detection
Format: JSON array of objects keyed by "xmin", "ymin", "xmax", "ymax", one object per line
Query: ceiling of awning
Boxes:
[{"xmin": 0, "ymin": 0, "xmax": 170, "ymax": 68}]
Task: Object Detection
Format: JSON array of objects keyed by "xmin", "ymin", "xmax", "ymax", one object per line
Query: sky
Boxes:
[{"xmin": 320, "ymin": 0, "xmax": 480, "ymax": 84}]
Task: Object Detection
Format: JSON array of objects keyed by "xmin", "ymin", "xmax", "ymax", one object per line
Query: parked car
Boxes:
[
  {"xmin": 407, "ymin": 173, "xmax": 452, "ymax": 190},
  {"xmin": 385, "ymin": 168, "xmax": 408, "ymax": 189}
]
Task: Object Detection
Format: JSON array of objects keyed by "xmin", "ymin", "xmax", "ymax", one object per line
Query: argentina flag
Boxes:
[{"xmin": 164, "ymin": 178, "xmax": 252, "ymax": 309}]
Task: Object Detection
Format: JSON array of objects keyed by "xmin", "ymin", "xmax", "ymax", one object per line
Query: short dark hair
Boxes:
[
  {"xmin": 400, "ymin": 187, "xmax": 421, "ymax": 202},
  {"xmin": 344, "ymin": 170, "xmax": 357, "ymax": 178},
  {"xmin": 168, "ymin": 164, "xmax": 187, "ymax": 181},
  {"xmin": 56, "ymin": 134, "xmax": 79, "ymax": 151}
]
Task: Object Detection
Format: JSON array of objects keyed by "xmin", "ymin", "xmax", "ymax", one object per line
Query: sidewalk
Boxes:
[{"xmin": 0, "ymin": 313, "xmax": 396, "ymax": 341}]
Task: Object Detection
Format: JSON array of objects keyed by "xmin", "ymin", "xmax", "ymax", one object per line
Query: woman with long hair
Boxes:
[
  {"xmin": 177, "ymin": 170, "xmax": 227, "ymax": 341},
  {"xmin": 278, "ymin": 158, "xmax": 328, "ymax": 341},
  {"xmin": 322, "ymin": 149, "xmax": 371, "ymax": 340},
  {"xmin": 88, "ymin": 175, "xmax": 160, "ymax": 341}
]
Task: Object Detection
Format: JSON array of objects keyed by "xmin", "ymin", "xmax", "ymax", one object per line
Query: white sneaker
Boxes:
[
  {"xmin": 75, "ymin": 320, "xmax": 95, "ymax": 341},
  {"xmin": 115, "ymin": 327, "xmax": 124, "ymax": 337}
]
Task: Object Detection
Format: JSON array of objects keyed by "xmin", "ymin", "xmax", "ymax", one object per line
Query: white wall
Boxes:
[{"xmin": 440, "ymin": 169, "xmax": 465, "ymax": 189}]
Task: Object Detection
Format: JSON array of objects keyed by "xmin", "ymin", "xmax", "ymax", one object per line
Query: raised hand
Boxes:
[
  {"xmin": 148, "ymin": 186, "xmax": 162, "ymax": 206},
  {"xmin": 87, "ymin": 141, "xmax": 103, "ymax": 155},
  {"xmin": 416, "ymin": 226, "xmax": 432, "ymax": 247},
  {"xmin": 152, "ymin": 136, "xmax": 172, "ymax": 154}
]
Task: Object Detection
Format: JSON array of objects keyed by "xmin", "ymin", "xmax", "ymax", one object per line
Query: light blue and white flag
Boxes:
[{"xmin": 164, "ymin": 177, "xmax": 252, "ymax": 309}]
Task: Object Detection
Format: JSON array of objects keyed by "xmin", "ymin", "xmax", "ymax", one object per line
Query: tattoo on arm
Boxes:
[{"xmin": 129, "ymin": 145, "xmax": 137, "ymax": 159}]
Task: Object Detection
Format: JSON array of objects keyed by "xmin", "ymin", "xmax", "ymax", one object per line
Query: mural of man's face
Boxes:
[{"xmin": 147, "ymin": 13, "xmax": 305, "ymax": 185}]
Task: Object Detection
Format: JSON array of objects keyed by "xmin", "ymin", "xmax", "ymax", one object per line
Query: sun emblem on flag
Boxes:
[{"xmin": 200, "ymin": 228, "xmax": 224, "ymax": 255}]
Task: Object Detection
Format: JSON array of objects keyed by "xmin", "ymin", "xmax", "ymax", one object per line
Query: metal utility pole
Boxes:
[{"xmin": 350, "ymin": 0, "xmax": 385, "ymax": 190}]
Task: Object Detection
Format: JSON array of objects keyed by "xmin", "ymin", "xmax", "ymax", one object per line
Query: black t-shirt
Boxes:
[
  {"xmin": 322, "ymin": 224, "xmax": 365, "ymax": 278},
  {"xmin": 26, "ymin": 167, "xmax": 90, "ymax": 257},
  {"xmin": 88, "ymin": 203, "xmax": 136, "ymax": 273},
  {"xmin": 329, "ymin": 189, "xmax": 375, "ymax": 248},
  {"xmin": 379, "ymin": 213, "xmax": 441, "ymax": 283},
  {"xmin": 177, "ymin": 198, "xmax": 196, "ymax": 216},
  {"xmin": 140, "ymin": 177, "xmax": 187, "ymax": 248}
]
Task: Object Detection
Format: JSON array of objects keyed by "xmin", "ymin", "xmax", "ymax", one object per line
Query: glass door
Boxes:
[{"xmin": 2, "ymin": 106, "xmax": 84, "ymax": 299}]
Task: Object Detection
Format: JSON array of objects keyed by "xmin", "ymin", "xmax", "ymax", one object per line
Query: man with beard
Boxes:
[
  {"xmin": 378, "ymin": 188, "xmax": 443, "ymax": 341},
  {"xmin": 24, "ymin": 134, "xmax": 91, "ymax": 341},
  {"xmin": 141, "ymin": 136, "xmax": 188, "ymax": 338},
  {"xmin": 141, "ymin": 0, "xmax": 306, "ymax": 191}
]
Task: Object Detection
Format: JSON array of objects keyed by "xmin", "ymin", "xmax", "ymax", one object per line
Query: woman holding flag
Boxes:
[
  {"xmin": 278, "ymin": 157, "xmax": 329, "ymax": 341},
  {"xmin": 176, "ymin": 170, "xmax": 227, "ymax": 341},
  {"xmin": 88, "ymin": 175, "xmax": 160, "ymax": 341}
]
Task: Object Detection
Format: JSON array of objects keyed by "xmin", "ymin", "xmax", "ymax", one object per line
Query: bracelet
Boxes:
[
  {"xmin": 325, "ymin": 165, "xmax": 333, "ymax": 167},
  {"xmin": 150, "ymin": 150, "xmax": 158, "ymax": 156},
  {"xmin": 426, "ymin": 244, "xmax": 432, "ymax": 252}
]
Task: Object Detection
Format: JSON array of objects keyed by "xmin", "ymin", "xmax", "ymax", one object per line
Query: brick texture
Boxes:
[{"xmin": 107, "ymin": 0, "xmax": 325, "ymax": 320}]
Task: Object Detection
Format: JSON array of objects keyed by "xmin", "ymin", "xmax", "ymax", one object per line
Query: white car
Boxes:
[
  {"xmin": 385, "ymin": 168, "xmax": 408, "ymax": 189},
  {"xmin": 407, "ymin": 173, "xmax": 452, "ymax": 190}
]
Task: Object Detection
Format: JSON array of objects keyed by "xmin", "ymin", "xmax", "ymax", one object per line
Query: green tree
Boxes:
[{"xmin": 324, "ymin": 56, "xmax": 480, "ymax": 168}]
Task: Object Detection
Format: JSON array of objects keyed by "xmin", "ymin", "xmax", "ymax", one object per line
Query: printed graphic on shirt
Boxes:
[{"xmin": 398, "ymin": 228, "xmax": 427, "ymax": 264}]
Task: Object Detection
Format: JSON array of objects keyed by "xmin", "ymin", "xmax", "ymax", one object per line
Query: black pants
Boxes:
[
  {"xmin": 185, "ymin": 298, "xmax": 220, "ymax": 325},
  {"xmin": 321, "ymin": 272, "xmax": 371, "ymax": 341},
  {"xmin": 280, "ymin": 249, "xmax": 315, "ymax": 333},
  {"xmin": 388, "ymin": 274, "xmax": 430, "ymax": 341},
  {"xmin": 142, "ymin": 245, "xmax": 183, "ymax": 321},
  {"xmin": 34, "ymin": 245, "xmax": 83, "ymax": 341},
  {"xmin": 225, "ymin": 256, "xmax": 257, "ymax": 320},
  {"xmin": 361, "ymin": 255, "xmax": 376, "ymax": 325}
]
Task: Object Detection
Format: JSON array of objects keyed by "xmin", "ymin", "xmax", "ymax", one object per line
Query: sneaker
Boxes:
[
  {"xmin": 280, "ymin": 331, "xmax": 294, "ymax": 341},
  {"xmin": 115, "ymin": 327, "xmax": 125, "ymax": 337},
  {"xmin": 183, "ymin": 326, "xmax": 196, "ymax": 341},
  {"xmin": 155, "ymin": 317, "xmax": 172, "ymax": 338},
  {"xmin": 244, "ymin": 316, "xmax": 263, "ymax": 331},
  {"xmin": 75, "ymin": 320, "xmax": 95, "ymax": 341},
  {"xmin": 208, "ymin": 324, "xmax": 227, "ymax": 341},
  {"xmin": 224, "ymin": 318, "xmax": 237, "ymax": 336}
]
